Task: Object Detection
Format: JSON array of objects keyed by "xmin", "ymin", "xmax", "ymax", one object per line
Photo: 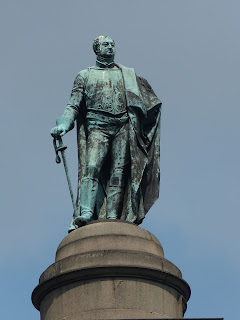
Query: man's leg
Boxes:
[
  {"xmin": 75, "ymin": 127, "xmax": 110, "ymax": 225},
  {"xmin": 107, "ymin": 122, "xmax": 130, "ymax": 219}
]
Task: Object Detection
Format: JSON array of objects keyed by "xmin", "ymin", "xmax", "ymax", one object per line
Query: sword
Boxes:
[{"xmin": 53, "ymin": 136, "xmax": 77, "ymax": 219}]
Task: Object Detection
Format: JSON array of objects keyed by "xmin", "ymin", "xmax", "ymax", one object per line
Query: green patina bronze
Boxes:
[{"xmin": 51, "ymin": 36, "xmax": 161, "ymax": 232}]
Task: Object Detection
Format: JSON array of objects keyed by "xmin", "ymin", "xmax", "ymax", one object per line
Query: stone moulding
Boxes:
[
  {"xmin": 32, "ymin": 264, "xmax": 191, "ymax": 311},
  {"xmin": 32, "ymin": 220, "xmax": 191, "ymax": 319}
]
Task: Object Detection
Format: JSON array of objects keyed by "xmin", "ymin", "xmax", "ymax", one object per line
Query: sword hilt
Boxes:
[{"xmin": 53, "ymin": 136, "xmax": 67, "ymax": 164}]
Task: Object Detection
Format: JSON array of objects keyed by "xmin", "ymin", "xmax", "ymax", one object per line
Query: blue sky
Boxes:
[{"xmin": 0, "ymin": 1, "xmax": 239, "ymax": 319}]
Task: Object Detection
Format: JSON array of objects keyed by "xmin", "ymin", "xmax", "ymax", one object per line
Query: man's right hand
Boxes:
[{"xmin": 50, "ymin": 124, "xmax": 68, "ymax": 138}]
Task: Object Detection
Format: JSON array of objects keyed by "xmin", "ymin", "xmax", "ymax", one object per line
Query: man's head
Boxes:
[{"xmin": 93, "ymin": 36, "xmax": 115, "ymax": 58}]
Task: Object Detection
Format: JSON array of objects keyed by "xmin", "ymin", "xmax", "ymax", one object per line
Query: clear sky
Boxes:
[{"xmin": 0, "ymin": 0, "xmax": 239, "ymax": 319}]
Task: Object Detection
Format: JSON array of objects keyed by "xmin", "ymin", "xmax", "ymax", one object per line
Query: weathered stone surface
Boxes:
[
  {"xmin": 56, "ymin": 219, "xmax": 164, "ymax": 261},
  {"xmin": 32, "ymin": 220, "xmax": 190, "ymax": 319}
]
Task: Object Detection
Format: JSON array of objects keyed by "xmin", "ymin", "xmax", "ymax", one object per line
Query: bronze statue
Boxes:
[{"xmin": 51, "ymin": 35, "xmax": 161, "ymax": 232}]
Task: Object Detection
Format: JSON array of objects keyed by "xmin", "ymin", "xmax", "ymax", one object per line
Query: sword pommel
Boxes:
[{"xmin": 53, "ymin": 137, "xmax": 67, "ymax": 164}]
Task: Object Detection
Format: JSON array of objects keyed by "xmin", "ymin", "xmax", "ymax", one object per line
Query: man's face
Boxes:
[{"xmin": 99, "ymin": 36, "xmax": 115, "ymax": 58}]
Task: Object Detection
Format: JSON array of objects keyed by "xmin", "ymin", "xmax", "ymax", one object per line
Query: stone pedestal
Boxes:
[{"xmin": 32, "ymin": 220, "xmax": 190, "ymax": 319}]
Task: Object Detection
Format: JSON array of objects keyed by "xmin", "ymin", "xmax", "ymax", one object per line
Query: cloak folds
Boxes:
[{"xmin": 69, "ymin": 64, "xmax": 161, "ymax": 230}]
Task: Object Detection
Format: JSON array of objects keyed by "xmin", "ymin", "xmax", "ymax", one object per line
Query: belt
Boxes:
[{"xmin": 86, "ymin": 111, "xmax": 129, "ymax": 124}]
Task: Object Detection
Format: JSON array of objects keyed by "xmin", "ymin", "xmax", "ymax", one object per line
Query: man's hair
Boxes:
[{"xmin": 93, "ymin": 35, "xmax": 114, "ymax": 55}]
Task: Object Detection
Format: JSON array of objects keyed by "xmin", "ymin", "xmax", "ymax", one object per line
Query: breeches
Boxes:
[{"xmin": 85, "ymin": 120, "xmax": 130, "ymax": 186}]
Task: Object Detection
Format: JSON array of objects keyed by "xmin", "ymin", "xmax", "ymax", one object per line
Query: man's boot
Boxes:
[
  {"xmin": 107, "ymin": 186, "xmax": 125, "ymax": 219},
  {"xmin": 74, "ymin": 177, "xmax": 98, "ymax": 226}
]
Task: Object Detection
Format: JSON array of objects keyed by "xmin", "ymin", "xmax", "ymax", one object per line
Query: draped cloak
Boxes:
[{"xmin": 68, "ymin": 64, "xmax": 161, "ymax": 230}]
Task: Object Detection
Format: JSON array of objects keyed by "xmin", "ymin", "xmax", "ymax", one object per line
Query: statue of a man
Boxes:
[{"xmin": 51, "ymin": 35, "xmax": 161, "ymax": 232}]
